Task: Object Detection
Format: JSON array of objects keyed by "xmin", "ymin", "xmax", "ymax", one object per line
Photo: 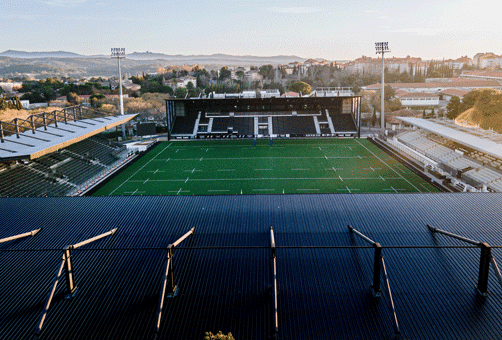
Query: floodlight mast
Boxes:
[
  {"xmin": 111, "ymin": 48, "xmax": 126, "ymax": 141},
  {"xmin": 375, "ymin": 42, "xmax": 390, "ymax": 137}
]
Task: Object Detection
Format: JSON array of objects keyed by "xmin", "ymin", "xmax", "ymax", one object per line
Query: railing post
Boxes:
[
  {"xmin": 43, "ymin": 113, "xmax": 47, "ymax": 130},
  {"xmin": 167, "ymin": 246, "xmax": 176, "ymax": 295},
  {"xmin": 477, "ymin": 243, "xmax": 491, "ymax": 296},
  {"xmin": 31, "ymin": 115, "xmax": 35, "ymax": 134},
  {"xmin": 270, "ymin": 226, "xmax": 278, "ymax": 338},
  {"xmin": 0, "ymin": 122, "xmax": 4, "ymax": 143},
  {"xmin": 63, "ymin": 108, "xmax": 67, "ymax": 124},
  {"xmin": 14, "ymin": 118, "xmax": 19, "ymax": 138},
  {"xmin": 53, "ymin": 111, "xmax": 58, "ymax": 127},
  {"xmin": 372, "ymin": 243, "xmax": 383, "ymax": 297},
  {"xmin": 63, "ymin": 246, "xmax": 77, "ymax": 297}
]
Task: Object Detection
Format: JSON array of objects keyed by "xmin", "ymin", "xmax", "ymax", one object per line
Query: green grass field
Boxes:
[{"xmin": 92, "ymin": 138, "xmax": 440, "ymax": 196}]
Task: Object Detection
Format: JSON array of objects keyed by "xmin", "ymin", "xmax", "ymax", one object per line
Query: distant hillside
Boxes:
[
  {"xmin": 0, "ymin": 50, "xmax": 83, "ymax": 58},
  {"xmin": 455, "ymin": 89, "xmax": 502, "ymax": 132}
]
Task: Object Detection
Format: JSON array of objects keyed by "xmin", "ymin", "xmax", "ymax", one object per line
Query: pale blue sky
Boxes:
[{"xmin": 0, "ymin": 0, "xmax": 500, "ymax": 60}]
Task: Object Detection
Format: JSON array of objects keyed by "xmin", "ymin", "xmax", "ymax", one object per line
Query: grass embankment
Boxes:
[{"xmin": 456, "ymin": 89, "xmax": 502, "ymax": 132}]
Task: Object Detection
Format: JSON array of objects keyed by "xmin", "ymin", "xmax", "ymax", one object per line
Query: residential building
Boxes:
[
  {"xmin": 460, "ymin": 70, "xmax": 502, "ymax": 84},
  {"xmin": 364, "ymin": 78, "xmax": 502, "ymax": 94},
  {"xmin": 394, "ymin": 91, "xmax": 440, "ymax": 107}
]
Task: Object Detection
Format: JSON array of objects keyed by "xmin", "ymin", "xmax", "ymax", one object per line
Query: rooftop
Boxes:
[{"xmin": 2, "ymin": 193, "xmax": 502, "ymax": 339}]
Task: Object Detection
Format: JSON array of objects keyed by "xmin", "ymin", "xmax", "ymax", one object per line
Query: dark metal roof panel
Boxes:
[{"xmin": 1, "ymin": 193, "xmax": 502, "ymax": 339}]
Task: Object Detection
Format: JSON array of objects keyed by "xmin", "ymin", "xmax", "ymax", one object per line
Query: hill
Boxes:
[{"xmin": 455, "ymin": 89, "xmax": 502, "ymax": 132}]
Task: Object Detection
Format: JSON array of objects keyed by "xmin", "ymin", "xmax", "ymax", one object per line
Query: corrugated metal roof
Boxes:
[
  {"xmin": 0, "ymin": 114, "xmax": 137, "ymax": 161},
  {"xmin": 397, "ymin": 117, "xmax": 502, "ymax": 161},
  {"xmin": 1, "ymin": 194, "xmax": 502, "ymax": 339}
]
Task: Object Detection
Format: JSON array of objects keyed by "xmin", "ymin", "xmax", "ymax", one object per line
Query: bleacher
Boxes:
[
  {"xmin": 211, "ymin": 117, "xmax": 254, "ymax": 135},
  {"xmin": 272, "ymin": 116, "xmax": 317, "ymax": 135},
  {"xmin": 0, "ymin": 164, "xmax": 72, "ymax": 197},
  {"xmin": 0, "ymin": 136, "xmax": 129, "ymax": 197},
  {"xmin": 331, "ymin": 114, "xmax": 357, "ymax": 132},
  {"xmin": 394, "ymin": 130, "xmax": 502, "ymax": 191},
  {"xmin": 463, "ymin": 167, "xmax": 502, "ymax": 187},
  {"xmin": 171, "ymin": 116, "xmax": 198, "ymax": 135}
]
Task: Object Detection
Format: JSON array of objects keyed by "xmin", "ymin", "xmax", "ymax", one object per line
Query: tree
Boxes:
[
  {"xmin": 383, "ymin": 84, "xmax": 395, "ymax": 101},
  {"xmin": 219, "ymin": 67, "xmax": 231, "ymax": 81},
  {"xmin": 371, "ymin": 109, "xmax": 377, "ymax": 127},
  {"xmin": 67, "ymin": 92, "xmax": 83, "ymax": 105},
  {"xmin": 288, "ymin": 81, "xmax": 311, "ymax": 95},
  {"xmin": 460, "ymin": 90, "xmax": 480, "ymax": 112},
  {"xmin": 352, "ymin": 84, "xmax": 361, "ymax": 95},
  {"xmin": 174, "ymin": 87, "xmax": 187, "ymax": 98}
]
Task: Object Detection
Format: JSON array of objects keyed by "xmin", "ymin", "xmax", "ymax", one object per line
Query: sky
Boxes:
[{"xmin": 0, "ymin": 0, "xmax": 500, "ymax": 61}]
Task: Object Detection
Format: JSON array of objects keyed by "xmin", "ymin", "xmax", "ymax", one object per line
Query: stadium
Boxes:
[{"xmin": 1, "ymin": 90, "xmax": 502, "ymax": 339}]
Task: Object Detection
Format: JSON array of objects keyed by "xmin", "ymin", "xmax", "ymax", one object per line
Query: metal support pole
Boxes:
[
  {"xmin": 14, "ymin": 118, "xmax": 19, "ymax": 138},
  {"xmin": 118, "ymin": 57, "xmax": 126, "ymax": 141},
  {"xmin": 381, "ymin": 257, "xmax": 401, "ymax": 337},
  {"xmin": 381, "ymin": 52, "xmax": 385, "ymax": 136},
  {"xmin": 43, "ymin": 113, "xmax": 47, "ymax": 130},
  {"xmin": 34, "ymin": 228, "xmax": 118, "ymax": 337},
  {"xmin": 63, "ymin": 246, "xmax": 77, "ymax": 297},
  {"xmin": 0, "ymin": 122, "xmax": 4, "ymax": 143},
  {"xmin": 53, "ymin": 111, "xmax": 58, "ymax": 128},
  {"xmin": 0, "ymin": 228, "xmax": 42, "ymax": 244},
  {"xmin": 34, "ymin": 259, "xmax": 66, "ymax": 337},
  {"xmin": 154, "ymin": 227, "xmax": 195, "ymax": 336},
  {"xmin": 30, "ymin": 115, "xmax": 35, "ymax": 134},
  {"xmin": 477, "ymin": 243, "xmax": 491, "ymax": 296},
  {"xmin": 270, "ymin": 226, "xmax": 279, "ymax": 338},
  {"xmin": 372, "ymin": 243, "xmax": 383, "ymax": 297},
  {"xmin": 427, "ymin": 224, "xmax": 492, "ymax": 296}
]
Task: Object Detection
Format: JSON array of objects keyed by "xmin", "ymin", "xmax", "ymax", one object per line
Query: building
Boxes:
[
  {"xmin": 460, "ymin": 70, "xmax": 502, "ymax": 84},
  {"xmin": 394, "ymin": 91, "xmax": 440, "ymax": 107},
  {"xmin": 344, "ymin": 55, "xmax": 427, "ymax": 75},
  {"xmin": 364, "ymin": 78, "xmax": 502, "ymax": 94}
]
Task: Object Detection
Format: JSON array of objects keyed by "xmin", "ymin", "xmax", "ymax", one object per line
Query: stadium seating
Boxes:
[{"xmin": 0, "ymin": 136, "xmax": 129, "ymax": 197}]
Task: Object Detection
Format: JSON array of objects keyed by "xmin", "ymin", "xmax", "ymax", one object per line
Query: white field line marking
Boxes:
[
  {"xmin": 208, "ymin": 189, "xmax": 229, "ymax": 192},
  {"xmin": 337, "ymin": 186, "xmax": 360, "ymax": 193},
  {"xmin": 252, "ymin": 189, "xmax": 274, "ymax": 191},
  {"xmin": 355, "ymin": 139, "xmax": 422, "ymax": 193},
  {"xmin": 183, "ymin": 169, "xmax": 202, "ymax": 172},
  {"xmin": 165, "ymin": 157, "xmax": 171, "ymax": 163},
  {"xmin": 254, "ymin": 169, "xmax": 273, "ymax": 171},
  {"xmin": 319, "ymin": 147, "xmax": 322, "ymax": 151},
  {"xmin": 325, "ymin": 155, "xmax": 328, "ymax": 160},
  {"xmin": 383, "ymin": 186, "xmax": 406, "ymax": 193},
  {"xmin": 292, "ymin": 168, "xmax": 310, "ymax": 171},
  {"xmin": 169, "ymin": 143, "xmax": 359, "ymax": 148},
  {"xmin": 380, "ymin": 176, "xmax": 386, "ymax": 181},
  {"xmin": 177, "ymin": 188, "xmax": 182, "ymax": 195},
  {"xmin": 108, "ymin": 142, "xmax": 173, "ymax": 195},
  {"xmin": 124, "ymin": 190, "xmax": 146, "ymax": 195},
  {"xmin": 185, "ymin": 177, "xmax": 189, "ymax": 183},
  {"xmin": 206, "ymin": 148, "xmax": 209, "ymax": 152},
  {"xmin": 297, "ymin": 189, "xmax": 319, "ymax": 191},
  {"xmin": 128, "ymin": 177, "xmax": 403, "ymax": 183},
  {"xmin": 154, "ymin": 156, "xmax": 369, "ymax": 161},
  {"xmin": 339, "ymin": 175, "xmax": 343, "ymax": 182},
  {"xmin": 218, "ymin": 169, "xmax": 235, "ymax": 172},
  {"xmin": 200, "ymin": 157, "xmax": 203, "ymax": 161},
  {"xmin": 143, "ymin": 178, "xmax": 149, "ymax": 184}
]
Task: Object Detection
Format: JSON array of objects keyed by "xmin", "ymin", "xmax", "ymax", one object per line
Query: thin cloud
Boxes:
[
  {"xmin": 389, "ymin": 28, "xmax": 438, "ymax": 36},
  {"xmin": 43, "ymin": 0, "xmax": 87, "ymax": 7},
  {"xmin": 268, "ymin": 6, "xmax": 322, "ymax": 14}
]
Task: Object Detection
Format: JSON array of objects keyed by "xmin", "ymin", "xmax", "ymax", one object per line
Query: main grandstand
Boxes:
[{"xmin": 3, "ymin": 90, "xmax": 502, "ymax": 340}]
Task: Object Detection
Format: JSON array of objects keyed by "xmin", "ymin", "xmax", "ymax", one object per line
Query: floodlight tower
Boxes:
[
  {"xmin": 375, "ymin": 42, "xmax": 390, "ymax": 137},
  {"xmin": 111, "ymin": 47, "xmax": 126, "ymax": 140}
]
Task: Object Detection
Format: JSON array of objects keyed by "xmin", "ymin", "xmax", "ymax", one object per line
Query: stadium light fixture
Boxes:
[
  {"xmin": 111, "ymin": 48, "xmax": 126, "ymax": 140},
  {"xmin": 375, "ymin": 42, "xmax": 390, "ymax": 137}
]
